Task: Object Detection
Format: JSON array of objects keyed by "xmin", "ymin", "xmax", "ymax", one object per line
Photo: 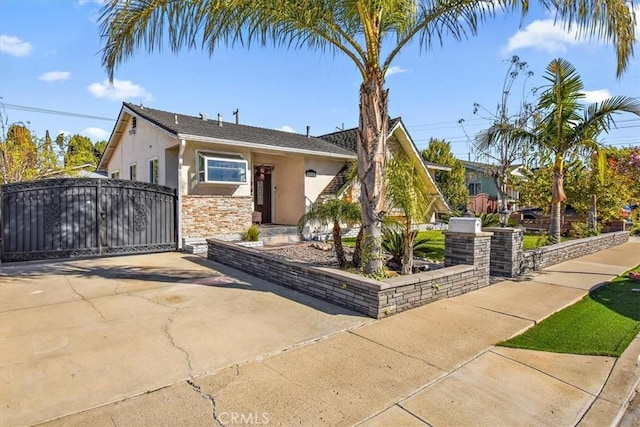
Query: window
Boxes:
[
  {"xmin": 197, "ymin": 152, "xmax": 247, "ymax": 184},
  {"xmin": 129, "ymin": 163, "xmax": 137, "ymax": 181},
  {"xmin": 149, "ymin": 158, "xmax": 159, "ymax": 184},
  {"xmin": 111, "ymin": 170, "xmax": 120, "ymax": 179},
  {"xmin": 131, "ymin": 117, "xmax": 137, "ymax": 130},
  {"xmin": 468, "ymin": 182, "xmax": 481, "ymax": 196}
]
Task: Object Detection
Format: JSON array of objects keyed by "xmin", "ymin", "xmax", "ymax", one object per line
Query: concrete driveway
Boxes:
[{"xmin": 0, "ymin": 252, "xmax": 369, "ymax": 426}]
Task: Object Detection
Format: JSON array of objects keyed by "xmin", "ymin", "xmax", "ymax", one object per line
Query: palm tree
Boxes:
[
  {"xmin": 298, "ymin": 198, "xmax": 361, "ymax": 268},
  {"xmin": 99, "ymin": 0, "xmax": 636, "ymax": 273},
  {"xmin": 536, "ymin": 58, "xmax": 640, "ymax": 243},
  {"xmin": 385, "ymin": 154, "xmax": 433, "ymax": 275}
]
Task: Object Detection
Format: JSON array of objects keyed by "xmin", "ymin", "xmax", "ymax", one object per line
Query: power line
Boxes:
[{"xmin": 0, "ymin": 103, "xmax": 115, "ymax": 121}]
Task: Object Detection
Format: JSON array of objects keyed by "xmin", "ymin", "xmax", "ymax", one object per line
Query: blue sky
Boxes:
[{"xmin": 1, "ymin": 0, "xmax": 638, "ymax": 160}]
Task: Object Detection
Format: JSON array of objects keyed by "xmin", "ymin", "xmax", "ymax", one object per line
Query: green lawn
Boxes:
[
  {"xmin": 523, "ymin": 233, "xmax": 569, "ymax": 250},
  {"xmin": 343, "ymin": 230, "xmax": 445, "ymax": 261},
  {"xmin": 498, "ymin": 265, "xmax": 640, "ymax": 357}
]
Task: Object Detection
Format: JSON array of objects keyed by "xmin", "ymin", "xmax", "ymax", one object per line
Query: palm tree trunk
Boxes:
[
  {"xmin": 352, "ymin": 227, "xmax": 364, "ymax": 268},
  {"xmin": 549, "ymin": 161, "xmax": 566, "ymax": 243},
  {"xmin": 401, "ymin": 221, "xmax": 413, "ymax": 275},
  {"xmin": 333, "ymin": 223, "xmax": 347, "ymax": 268},
  {"xmin": 357, "ymin": 67, "xmax": 388, "ymax": 274}
]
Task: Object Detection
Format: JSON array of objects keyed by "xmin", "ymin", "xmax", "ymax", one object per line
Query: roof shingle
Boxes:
[{"xmin": 123, "ymin": 103, "xmax": 354, "ymax": 157}]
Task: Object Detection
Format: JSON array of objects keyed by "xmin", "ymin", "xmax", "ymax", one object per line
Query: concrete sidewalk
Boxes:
[{"xmin": 10, "ymin": 239, "xmax": 640, "ymax": 426}]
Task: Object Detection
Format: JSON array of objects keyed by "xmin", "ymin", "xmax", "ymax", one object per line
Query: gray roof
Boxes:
[
  {"xmin": 319, "ymin": 118, "xmax": 448, "ymax": 170},
  {"xmin": 319, "ymin": 118, "xmax": 402, "ymax": 152},
  {"xmin": 123, "ymin": 102, "xmax": 354, "ymax": 157}
]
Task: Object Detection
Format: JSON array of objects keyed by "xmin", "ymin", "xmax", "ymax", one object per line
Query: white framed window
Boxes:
[
  {"xmin": 197, "ymin": 152, "xmax": 248, "ymax": 184},
  {"xmin": 129, "ymin": 163, "xmax": 137, "ymax": 181},
  {"xmin": 149, "ymin": 158, "xmax": 159, "ymax": 184},
  {"xmin": 111, "ymin": 170, "xmax": 120, "ymax": 179}
]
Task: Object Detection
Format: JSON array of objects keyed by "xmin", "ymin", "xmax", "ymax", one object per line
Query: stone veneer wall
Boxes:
[
  {"xmin": 519, "ymin": 231, "xmax": 630, "ymax": 274},
  {"xmin": 182, "ymin": 195, "xmax": 252, "ymax": 240},
  {"xmin": 485, "ymin": 227, "xmax": 524, "ymax": 277},
  {"xmin": 207, "ymin": 231, "xmax": 491, "ymax": 319}
]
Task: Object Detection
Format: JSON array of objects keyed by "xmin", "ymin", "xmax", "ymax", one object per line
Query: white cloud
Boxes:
[
  {"xmin": 39, "ymin": 71, "xmax": 71, "ymax": 82},
  {"xmin": 278, "ymin": 125, "xmax": 295, "ymax": 133},
  {"xmin": 502, "ymin": 19, "xmax": 585, "ymax": 54},
  {"xmin": 87, "ymin": 78, "xmax": 153, "ymax": 101},
  {"xmin": 0, "ymin": 35, "xmax": 32, "ymax": 57},
  {"xmin": 582, "ymin": 89, "xmax": 612, "ymax": 103},
  {"xmin": 81, "ymin": 127, "xmax": 109, "ymax": 140},
  {"xmin": 385, "ymin": 66, "xmax": 408, "ymax": 77}
]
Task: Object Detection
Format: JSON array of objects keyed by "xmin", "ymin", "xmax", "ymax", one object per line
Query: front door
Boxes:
[{"xmin": 253, "ymin": 165, "xmax": 273, "ymax": 223}]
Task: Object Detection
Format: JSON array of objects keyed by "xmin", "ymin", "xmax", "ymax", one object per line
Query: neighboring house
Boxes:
[
  {"xmin": 462, "ymin": 160, "xmax": 525, "ymax": 214},
  {"xmin": 98, "ymin": 103, "xmax": 450, "ymax": 248}
]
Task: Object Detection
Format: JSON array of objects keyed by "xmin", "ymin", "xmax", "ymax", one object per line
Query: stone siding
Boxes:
[
  {"xmin": 485, "ymin": 227, "xmax": 523, "ymax": 277},
  {"xmin": 182, "ymin": 195, "xmax": 252, "ymax": 240},
  {"xmin": 207, "ymin": 235, "xmax": 491, "ymax": 319},
  {"xmin": 519, "ymin": 231, "xmax": 630, "ymax": 274}
]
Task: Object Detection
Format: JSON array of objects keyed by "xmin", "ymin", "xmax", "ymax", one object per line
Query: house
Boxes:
[
  {"xmin": 98, "ymin": 103, "xmax": 450, "ymax": 249},
  {"xmin": 462, "ymin": 160, "xmax": 526, "ymax": 214}
]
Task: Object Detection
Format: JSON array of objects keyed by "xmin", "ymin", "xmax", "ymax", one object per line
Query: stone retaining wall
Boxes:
[
  {"xmin": 207, "ymin": 235, "xmax": 489, "ymax": 318},
  {"xmin": 519, "ymin": 231, "xmax": 630, "ymax": 274}
]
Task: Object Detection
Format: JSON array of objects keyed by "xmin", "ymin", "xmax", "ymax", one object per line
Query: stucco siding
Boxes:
[
  {"xmin": 106, "ymin": 117, "xmax": 178, "ymax": 185},
  {"xmin": 304, "ymin": 158, "xmax": 347, "ymax": 203}
]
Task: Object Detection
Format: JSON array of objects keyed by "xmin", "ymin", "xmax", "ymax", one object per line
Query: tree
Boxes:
[
  {"xmin": 385, "ymin": 154, "xmax": 433, "ymax": 275},
  {"xmin": 99, "ymin": 0, "xmax": 636, "ymax": 273},
  {"xmin": 464, "ymin": 55, "xmax": 538, "ymax": 212},
  {"xmin": 65, "ymin": 134, "xmax": 101, "ymax": 169},
  {"xmin": 535, "ymin": 58, "xmax": 640, "ymax": 242},
  {"xmin": 0, "ymin": 123, "xmax": 38, "ymax": 184},
  {"xmin": 298, "ymin": 198, "xmax": 361, "ymax": 268},
  {"xmin": 421, "ymin": 138, "xmax": 468, "ymax": 212}
]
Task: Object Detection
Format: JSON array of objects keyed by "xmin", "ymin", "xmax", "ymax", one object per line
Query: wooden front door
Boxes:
[{"xmin": 253, "ymin": 166, "xmax": 273, "ymax": 224}]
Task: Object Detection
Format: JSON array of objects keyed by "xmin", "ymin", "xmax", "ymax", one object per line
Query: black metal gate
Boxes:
[{"xmin": 1, "ymin": 178, "xmax": 177, "ymax": 262}]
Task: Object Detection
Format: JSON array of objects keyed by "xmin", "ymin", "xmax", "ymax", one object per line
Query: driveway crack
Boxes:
[
  {"xmin": 67, "ymin": 279, "xmax": 106, "ymax": 321},
  {"xmin": 187, "ymin": 365, "xmax": 239, "ymax": 426},
  {"xmin": 165, "ymin": 308, "xmax": 194, "ymax": 373}
]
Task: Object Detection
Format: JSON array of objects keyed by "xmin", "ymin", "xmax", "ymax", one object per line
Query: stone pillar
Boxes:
[
  {"xmin": 484, "ymin": 227, "xmax": 524, "ymax": 278},
  {"xmin": 444, "ymin": 231, "xmax": 493, "ymax": 288}
]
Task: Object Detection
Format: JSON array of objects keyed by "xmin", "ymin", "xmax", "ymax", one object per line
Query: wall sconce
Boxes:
[{"xmin": 305, "ymin": 169, "xmax": 317, "ymax": 178}]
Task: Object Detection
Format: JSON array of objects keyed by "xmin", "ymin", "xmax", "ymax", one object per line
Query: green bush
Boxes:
[
  {"xmin": 381, "ymin": 226, "xmax": 433, "ymax": 263},
  {"xmin": 629, "ymin": 222, "xmax": 640, "ymax": 236},
  {"xmin": 479, "ymin": 212, "xmax": 501, "ymax": 227},
  {"xmin": 569, "ymin": 221, "xmax": 601, "ymax": 239},
  {"xmin": 243, "ymin": 224, "xmax": 260, "ymax": 241}
]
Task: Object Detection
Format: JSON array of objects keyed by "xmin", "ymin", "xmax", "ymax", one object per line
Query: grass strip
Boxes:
[{"xmin": 498, "ymin": 265, "xmax": 640, "ymax": 357}]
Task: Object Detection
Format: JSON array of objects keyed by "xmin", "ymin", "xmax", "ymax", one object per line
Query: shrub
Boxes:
[
  {"xmin": 381, "ymin": 226, "xmax": 432, "ymax": 264},
  {"xmin": 629, "ymin": 222, "xmax": 640, "ymax": 236},
  {"xmin": 243, "ymin": 224, "xmax": 260, "ymax": 241},
  {"xmin": 479, "ymin": 212, "xmax": 501, "ymax": 227},
  {"xmin": 569, "ymin": 221, "xmax": 601, "ymax": 239}
]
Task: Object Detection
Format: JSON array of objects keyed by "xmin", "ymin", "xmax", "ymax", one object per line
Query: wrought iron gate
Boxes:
[{"xmin": 1, "ymin": 178, "xmax": 177, "ymax": 262}]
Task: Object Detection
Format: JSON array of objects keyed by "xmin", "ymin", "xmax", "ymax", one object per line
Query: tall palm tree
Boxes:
[
  {"xmin": 536, "ymin": 58, "xmax": 640, "ymax": 242},
  {"xmin": 298, "ymin": 198, "xmax": 361, "ymax": 268},
  {"xmin": 385, "ymin": 154, "xmax": 433, "ymax": 275},
  {"xmin": 99, "ymin": 0, "xmax": 636, "ymax": 273}
]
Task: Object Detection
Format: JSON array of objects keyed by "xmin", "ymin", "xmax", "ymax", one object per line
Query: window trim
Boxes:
[
  {"xmin": 468, "ymin": 182, "xmax": 482, "ymax": 196},
  {"xmin": 111, "ymin": 170, "xmax": 120, "ymax": 179},
  {"xmin": 196, "ymin": 150, "xmax": 248, "ymax": 185},
  {"xmin": 148, "ymin": 157, "xmax": 159, "ymax": 184},
  {"xmin": 129, "ymin": 162, "xmax": 137, "ymax": 181}
]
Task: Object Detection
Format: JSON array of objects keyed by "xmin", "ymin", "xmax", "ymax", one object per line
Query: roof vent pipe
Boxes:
[
  {"xmin": 233, "ymin": 109, "xmax": 239, "ymax": 124},
  {"xmin": 174, "ymin": 114, "xmax": 178, "ymax": 125},
  {"xmin": 217, "ymin": 114, "xmax": 223, "ymax": 127},
  {"xmin": 306, "ymin": 125, "xmax": 310, "ymax": 138},
  {"xmin": 200, "ymin": 113, "xmax": 208, "ymax": 121}
]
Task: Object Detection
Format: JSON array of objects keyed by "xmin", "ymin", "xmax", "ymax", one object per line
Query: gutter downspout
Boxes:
[{"xmin": 177, "ymin": 139, "xmax": 186, "ymax": 250}]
